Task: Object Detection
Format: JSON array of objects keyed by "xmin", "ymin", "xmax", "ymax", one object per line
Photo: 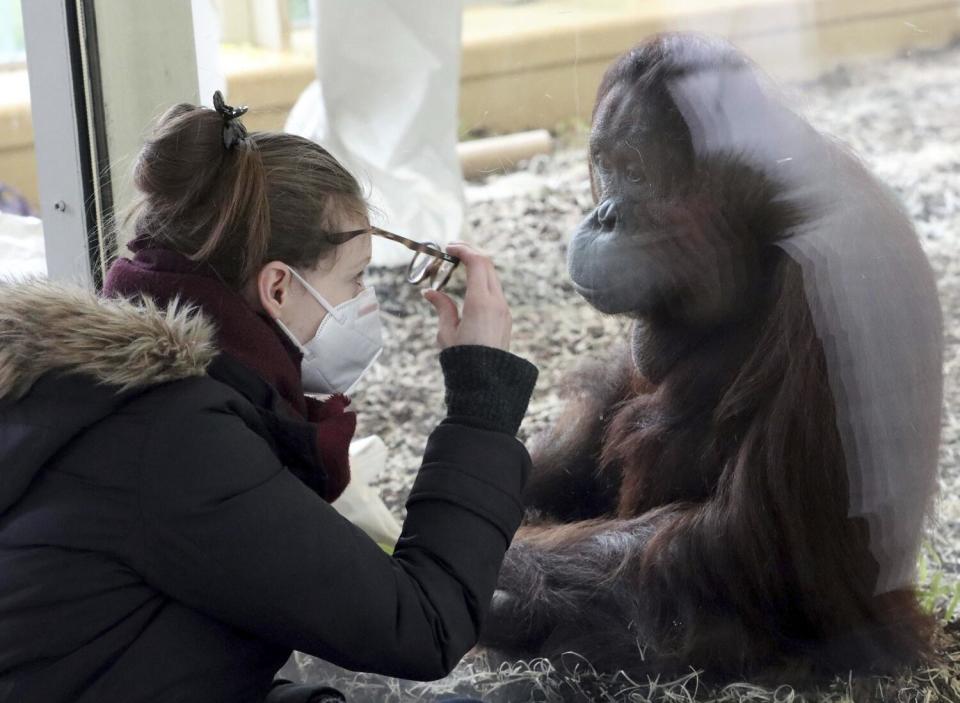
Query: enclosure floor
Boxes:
[{"xmin": 304, "ymin": 39, "xmax": 960, "ymax": 702}]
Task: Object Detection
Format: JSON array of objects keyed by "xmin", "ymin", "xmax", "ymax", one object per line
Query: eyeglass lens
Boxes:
[
  {"xmin": 430, "ymin": 260, "xmax": 456, "ymax": 291},
  {"xmin": 407, "ymin": 241, "xmax": 457, "ymax": 292},
  {"xmin": 408, "ymin": 245, "xmax": 438, "ymax": 284}
]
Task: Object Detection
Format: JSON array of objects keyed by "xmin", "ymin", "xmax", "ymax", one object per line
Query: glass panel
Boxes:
[
  {"xmin": 0, "ymin": 0, "xmax": 44, "ymax": 276},
  {"xmin": 12, "ymin": 0, "xmax": 958, "ymax": 700}
]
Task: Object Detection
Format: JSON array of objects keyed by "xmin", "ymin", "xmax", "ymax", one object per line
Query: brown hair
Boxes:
[{"xmin": 124, "ymin": 101, "xmax": 367, "ymax": 288}]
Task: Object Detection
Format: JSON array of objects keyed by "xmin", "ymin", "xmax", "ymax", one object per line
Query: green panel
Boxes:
[
  {"xmin": 288, "ymin": 0, "xmax": 310, "ymax": 25},
  {"xmin": 0, "ymin": 0, "xmax": 25, "ymax": 64}
]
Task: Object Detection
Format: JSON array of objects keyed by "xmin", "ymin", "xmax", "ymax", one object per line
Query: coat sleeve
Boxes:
[{"xmin": 134, "ymin": 346, "xmax": 537, "ymax": 681}]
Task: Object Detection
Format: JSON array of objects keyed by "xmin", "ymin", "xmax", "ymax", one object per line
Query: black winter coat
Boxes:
[{"xmin": 0, "ymin": 280, "xmax": 538, "ymax": 703}]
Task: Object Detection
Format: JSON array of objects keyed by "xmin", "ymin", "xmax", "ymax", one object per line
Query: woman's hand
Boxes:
[{"xmin": 422, "ymin": 243, "xmax": 512, "ymax": 352}]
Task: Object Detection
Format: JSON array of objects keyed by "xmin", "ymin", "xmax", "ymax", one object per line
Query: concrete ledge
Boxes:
[
  {"xmin": 461, "ymin": 0, "xmax": 952, "ymax": 75},
  {"xmin": 459, "ymin": 0, "xmax": 960, "ymax": 131},
  {"xmin": 0, "ymin": 72, "xmax": 38, "ymax": 211},
  {"xmin": 220, "ymin": 45, "xmax": 314, "ymax": 133}
]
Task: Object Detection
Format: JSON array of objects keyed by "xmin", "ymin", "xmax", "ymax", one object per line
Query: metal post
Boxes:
[
  {"xmin": 22, "ymin": 0, "xmax": 200, "ymax": 287},
  {"xmin": 22, "ymin": 0, "xmax": 103, "ymax": 286}
]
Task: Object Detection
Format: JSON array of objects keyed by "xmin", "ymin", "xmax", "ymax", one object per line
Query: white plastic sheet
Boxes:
[
  {"xmin": 286, "ymin": 0, "xmax": 466, "ymax": 267},
  {"xmin": 332, "ymin": 435, "xmax": 402, "ymax": 549},
  {"xmin": 0, "ymin": 213, "xmax": 47, "ymax": 277}
]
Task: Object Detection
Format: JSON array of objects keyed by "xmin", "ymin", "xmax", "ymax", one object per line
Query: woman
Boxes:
[{"xmin": 0, "ymin": 94, "xmax": 537, "ymax": 702}]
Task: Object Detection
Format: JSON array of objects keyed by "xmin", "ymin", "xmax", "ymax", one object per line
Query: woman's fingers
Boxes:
[
  {"xmin": 447, "ymin": 241, "xmax": 508, "ymax": 298},
  {"xmin": 446, "ymin": 243, "xmax": 492, "ymax": 296},
  {"xmin": 487, "ymin": 263, "xmax": 505, "ymax": 298},
  {"xmin": 424, "ymin": 242, "xmax": 512, "ymax": 352},
  {"xmin": 422, "ymin": 289, "xmax": 460, "ymax": 347}
]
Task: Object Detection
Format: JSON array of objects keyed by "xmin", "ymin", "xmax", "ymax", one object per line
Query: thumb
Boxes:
[{"xmin": 423, "ymin": 289, "xmax": 459, "ymax": 336}]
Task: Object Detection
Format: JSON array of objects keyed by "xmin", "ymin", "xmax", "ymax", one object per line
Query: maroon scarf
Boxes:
[{"xmin": 102, "ymin": 239, "xmax": 354, "ymax": 501}]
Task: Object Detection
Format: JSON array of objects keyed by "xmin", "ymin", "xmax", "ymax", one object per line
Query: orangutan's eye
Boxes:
[
  {"xmin": 593, "ymin": 154, "xmax": 611, "ymax": 173},
  {"xmin": 626, "ymin": 165, "xmax": 646, "ymax": 183}
]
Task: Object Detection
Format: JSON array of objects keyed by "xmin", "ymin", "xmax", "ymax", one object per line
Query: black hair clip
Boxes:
[{"xmin": 212, "ymin": 90, "xmax": 249, "ymax": 150}]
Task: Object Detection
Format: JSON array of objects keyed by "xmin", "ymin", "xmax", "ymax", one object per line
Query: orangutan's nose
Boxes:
[{"xmin": 597, "ymin": 198, "xmax": 618, "ymax": 230}]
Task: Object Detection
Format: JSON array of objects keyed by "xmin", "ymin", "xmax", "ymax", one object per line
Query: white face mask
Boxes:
[{"xmin": 274, "ymin": 267, "xmax": 384, "ymax": 396}]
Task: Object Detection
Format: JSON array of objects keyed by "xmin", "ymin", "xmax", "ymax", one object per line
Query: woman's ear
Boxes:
[{"xmin": 254, "ymin": 261, "xmax": 292, "ymax": 319}]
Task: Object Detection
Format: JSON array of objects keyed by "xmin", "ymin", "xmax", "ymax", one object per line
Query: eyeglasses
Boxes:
[{"xmin": 333, "ymin": 227, "xmax": 461, "ymax": 292}]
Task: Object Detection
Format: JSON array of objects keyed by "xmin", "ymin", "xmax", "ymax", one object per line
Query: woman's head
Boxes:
[
  {"xmin": 128, "ymin": 100, "xmax": 369, "ymax": 283},
  {"xmin": 127, "ymin": 98, "xmax": 374, "ymax": 341}
]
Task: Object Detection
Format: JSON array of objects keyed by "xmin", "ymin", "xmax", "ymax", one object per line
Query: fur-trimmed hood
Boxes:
[
  {"xmin": 0, "ymin": 278, "xmax": 220, "ymax": 517},
  {"xmin": 0, "ymin": 277, "xmax": 218, "ymax": 402}
]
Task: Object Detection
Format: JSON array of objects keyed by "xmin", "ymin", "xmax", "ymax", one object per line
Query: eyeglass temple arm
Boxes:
[{"xmin": 370, "ymin": 228, "xmax": 460, "ymax": 263}]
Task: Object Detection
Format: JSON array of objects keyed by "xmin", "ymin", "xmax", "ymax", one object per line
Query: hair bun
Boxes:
[{"xmin": 132, "ymin": 103, "xmax": 226, "ymax": 203}]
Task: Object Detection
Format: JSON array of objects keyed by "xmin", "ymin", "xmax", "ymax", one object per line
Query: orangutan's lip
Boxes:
[{"xmin": 569, "ymin": 278, "xmax": 637, "ymax": 316}]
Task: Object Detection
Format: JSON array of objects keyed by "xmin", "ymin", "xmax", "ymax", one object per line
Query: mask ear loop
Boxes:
[
  {"xmin": 274, "ymin": 317, "xmax": 310, "ymax": 356},
  {"xmin": 275, "ymin": 315, "xmax": 341, "ymax": 392},
  {"xmin": 272, "ymin": 266, "xmax": 345, "ymax": 355},
  {"xmin": 286, "ymin": 266, "xmax": 346, "ymax": 324}
]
